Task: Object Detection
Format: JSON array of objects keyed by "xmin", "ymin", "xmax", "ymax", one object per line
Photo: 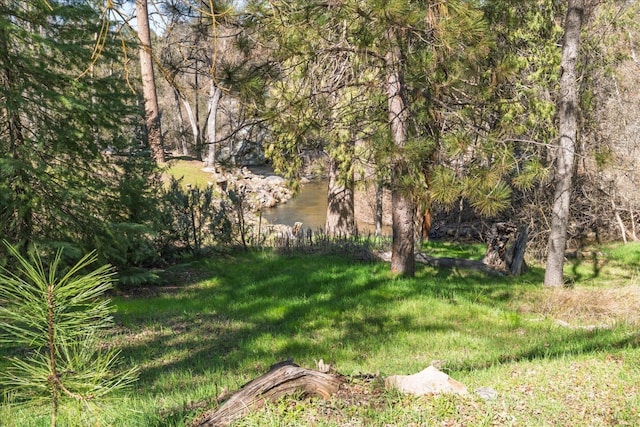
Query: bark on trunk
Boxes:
[
  {"xmin": 194, "ymin": 60, "xmax": 203, "ymax": 161},
  {"xmin": 375, "ymin": 181, "xmax": 383, "ymax": 236},
  {"xmin": 173, "ymin": 88, "xmax": 189, "ymax": 156},
  {"xmin": 325, "ymin": 156, "xmax": 356, "ymax": 236},
  {"xmin": 193, "ymin": 361, "xmax": 342, "ymax": 427},
  {"xmin": 136, "ymin": 0, "xmax": 165, "ymax": 164},
  {"xmin": 544, "ymin": 0, "xmax": 583, "ymax": 287},
  {"xmin": 386, "ymin": 31, "xmax": 415, "ymax": 277},
  {"xmin": 180, "ymin": 95, "xmax": 200, "ymax": 156},
  {"xmin": 421, "ymin": 206, "xmax": 432, "ymax": 242},
  {"xmin": 205, "ymin": 84, "xmax": 222, "ymax": 167}
]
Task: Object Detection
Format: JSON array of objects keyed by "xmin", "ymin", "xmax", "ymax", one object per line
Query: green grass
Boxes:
[
  {"xmin": 420, "ymin": 240, "xmax": 487, "ymax": 260},
  {"xmin": 1, "ymin": 243, "xmax": 639, "ymax": 426},
  {"xmin": 564, "ymin": 241, "xmax": 640, "ymax": 287},
  {"xmin": 165, "ymin": 158, "xmax": 216, "ymax": 189}
]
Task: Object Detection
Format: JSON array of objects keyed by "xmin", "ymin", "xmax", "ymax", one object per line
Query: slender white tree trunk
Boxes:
[
  {"xmin": 205, "ymin": 84, "xmax": 222, "ymax": 167},
  {"xmin": 173, "ymin": 88, "xmax": 189, "ymax": 156},
  {"xmin": 180, "ymin": 95, "xmax": 200, "ymax": 154}
]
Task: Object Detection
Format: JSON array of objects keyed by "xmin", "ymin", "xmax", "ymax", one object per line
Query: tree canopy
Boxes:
[{"xmin": 1, "ymin": 0, "xmax": 640, "ymax": 280}]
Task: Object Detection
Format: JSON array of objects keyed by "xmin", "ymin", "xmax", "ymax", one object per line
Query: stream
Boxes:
[
  {"xmin": 261, "ymin": 179, "xmax": 329, "ymax": 230},
  {"xmin": 249, "ymin": 166, "xmax": 389, "ymax": 234}
]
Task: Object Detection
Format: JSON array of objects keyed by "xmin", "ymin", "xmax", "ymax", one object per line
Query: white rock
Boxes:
[
  {"xmin": 264, "ymin": 175, "xmax": 285, "ymax": 186},
  {"xmin": 384, "ymin": 365, "xmax": 468, "ymax": 396}
]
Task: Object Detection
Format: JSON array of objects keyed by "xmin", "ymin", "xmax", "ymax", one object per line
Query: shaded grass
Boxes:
[
  {"xmin": 564, "ymin": 241, "xmax": 640, "ymax": 286},
  {"xmin": 1, "ymin": 243, "xmax": 639, "ymax": 426}
]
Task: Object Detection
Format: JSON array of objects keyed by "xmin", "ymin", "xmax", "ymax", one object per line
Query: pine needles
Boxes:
[{"xmin": 0, "ymin": 243, "xmax": 137, "ymax": 427}]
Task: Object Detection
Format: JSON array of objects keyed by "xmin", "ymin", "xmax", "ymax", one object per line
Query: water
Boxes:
[
  {"xmin": 260, "ymin": 178, "xmax": 391, "ymax": 235},
  {"xmin": 261, "ymin": 180, "xmax": 328, "ymax": 229}
]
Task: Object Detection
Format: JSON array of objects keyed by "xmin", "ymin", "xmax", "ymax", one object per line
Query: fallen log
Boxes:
[
  {"xmin": 192, "ymin": 360, "xmax": 343, "ymax": 427},
  {"xmin": 375, "ymin": 251, "xmax": 505, "ymax": 276},
  {"xmin": 415, "ymin": 253, "xmax": 506, "ymax": 276}
]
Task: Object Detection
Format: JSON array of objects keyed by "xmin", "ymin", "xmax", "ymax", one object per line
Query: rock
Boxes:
[
  {"xmin": 264, "ymin": 175, "xmax": 285, "ymax": 186},
  {"xmin": 259, "ymin": 192, "xmax": 277, "ymax": 208},
  {"xmin": 205, "ymin": 167, "xmax": 294, "ymax": 212},
  {"xmin": 384, "ymin": 365, "xmax": 468, "ymax": 396}
]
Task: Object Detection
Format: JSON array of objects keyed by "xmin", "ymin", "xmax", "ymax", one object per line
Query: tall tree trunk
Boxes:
[
  {"xmin": 386, "ymin": 30, "xmax": 415, "ymax": 277},
  {"xmin": 180, "ymin": 94, "xmax": 200, "ymax": 156},
  {"xmin": 375, "ymin": 180, "xmax": 383, "ymax": 237},
  {"xmin": 205, "ymin": 84, "xmax": 222, "ymax": 167},
  {"xmin": 194, "ymin": 62, "xmax": 203, "ymax": 161},
  {"xmin": 173, "ymin": 88, "xmax": 189, "ymax": 156},
  {"xmin": 544, "ymin": 0, "xmax": 584, "ymax": 287},
  {"xmin": 136, "ymin": 0, "xmax": 165, "ymax": 164},
  {"xmin": 325, "ymin": 156, "xmax": 356, "ymax": 236},
  {"xmin": 421, "ymin": 207, "xmax": 432, "ymax": 242}
]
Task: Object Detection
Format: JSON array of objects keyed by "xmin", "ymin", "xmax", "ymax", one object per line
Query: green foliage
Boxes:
[
  {"xmin": 159, "ymin": 178, "xmax": 217, "ymax": 253},
  {"xmin": 0, "ymin": 0, "xmax": 152, "ymax": 266},
  {"xmin": 430, "ymin": 166, "xmax": 461, "ymax": 208},
  {"xmin": 254, "ymin": 0, "xmax": 522, "ymax": 223},
  {"xmin": 512, "ymin": 158, "xmax": 548, "ymax": 190},
  {"xmin": 0, "ymin": 243, "xmax": 137, "ymax": 426},
  {"xmin": 158, "ymin": 178, "xmax": 255, "ymax": 254},
  {"xmin": 481, "ymin": 0, "xmax": 565, "ymax": 183},
  {"xmin": 99, "ymin": 222, "xmax": 160, "ymax": 268}
]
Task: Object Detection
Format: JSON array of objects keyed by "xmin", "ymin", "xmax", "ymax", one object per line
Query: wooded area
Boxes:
[
  {"xmin": 2, "ymin": 0, "xmax": 640, "ymax": 281},
  {"xmin": 3, "ymin": 2, "xmax": 640, "ymax": 425}
]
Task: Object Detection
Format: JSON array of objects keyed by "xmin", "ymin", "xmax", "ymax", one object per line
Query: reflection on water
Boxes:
[
  {"xmin": 261, "ymin": 180, "xmax": 328, "ymax": 230},
  {"xmin": 260, "ymin": 178, "xmax": 391, "ymax": 235}
]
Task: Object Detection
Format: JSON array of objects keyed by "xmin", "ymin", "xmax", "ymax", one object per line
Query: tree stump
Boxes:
[
  {"xmin": 482, "ymin": 223, "xmax": 528, "ymax": 275},
  {"xmin": 192, "ymin": 360, "xmax": 343, "ymax": 427}
]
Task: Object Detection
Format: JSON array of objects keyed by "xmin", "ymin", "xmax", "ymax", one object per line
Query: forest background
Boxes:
[
  {"xmin": 3, "ymin": 0, "xmax": 640, "ymax": 284},
  {"xmin": 2, "ymin": 1, "xmax": 640, "ymax": 425}
]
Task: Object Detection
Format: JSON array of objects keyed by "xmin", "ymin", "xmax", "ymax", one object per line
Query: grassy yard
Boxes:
[
  {"xmin": 165, "ymin": 158, "xmax": 217, "ymax": 189},
  {"xmin": 1, "ymin": 242, "xmax": 639, "ymax": 426}
]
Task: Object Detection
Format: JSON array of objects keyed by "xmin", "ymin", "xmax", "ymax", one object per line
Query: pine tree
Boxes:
[
  {"xmin": 250, "ymin": 0, "xmax": 501, "ymax": 276},
  {"xmin": 0, "ymin": 243, "xmax": 137, "ymax": 427},
  {"xmin": 0, "ymin": 0, "xmax": 154, "ymax": 263},
  {"xmin": 136, "ymin": 0, "xmax": 166, "ymax": 164}
]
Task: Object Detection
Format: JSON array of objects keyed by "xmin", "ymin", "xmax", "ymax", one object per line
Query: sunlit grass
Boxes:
[
  {"xmin": 2, "ymin": 244, "xmax": 639, "ymax": 426},
  {"xmin": 563, "ymin": 241, "xmax": 640, "ymax": 287},
  {"xmin": 421, "ymin": 240, "xmax": 487, "ymax": 260},
  {"xmin": 165, "ymin": 158, "xmax": 215, "ymax": 189}
]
